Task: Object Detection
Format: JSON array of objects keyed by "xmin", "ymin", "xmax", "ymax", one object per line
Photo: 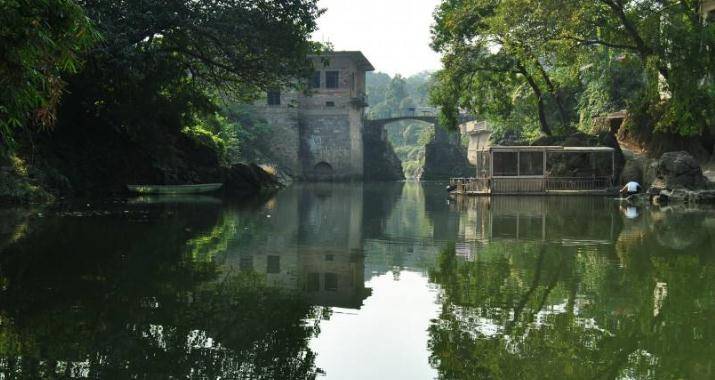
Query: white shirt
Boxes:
[
  {"xmin": 625, "ymin": 207, "xmax": 639, "ymax": 219},
  {"xmin": 625, "ymin": 181, "xmax": 640, "ymax": 192}
]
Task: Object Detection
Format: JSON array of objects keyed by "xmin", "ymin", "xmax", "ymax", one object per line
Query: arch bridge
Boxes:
[
  {"xmin": 365, "ymin": 113, "xmax": 475, "ymax": 129},
  {"xmin": 362, "ymin": 113, "xmax": 477, "ymax": 181}
]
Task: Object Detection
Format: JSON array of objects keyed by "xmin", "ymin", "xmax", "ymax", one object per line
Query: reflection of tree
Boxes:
[
  {"xmin": 428, "ymin": 236, "xmax": 715, "ymax": 379},
  {"xmin": 0, "ymin": 205, "xmax": 320, "ymax": 379}
]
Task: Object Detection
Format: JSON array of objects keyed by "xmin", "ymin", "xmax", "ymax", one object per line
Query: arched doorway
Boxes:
[{"xmin": 313, "ymin": 162, "xmax": 334, "ymax": 181}]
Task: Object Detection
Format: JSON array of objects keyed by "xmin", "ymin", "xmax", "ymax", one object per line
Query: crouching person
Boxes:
[{"xmin": 620, "ymin": 180, "xmax": 642, "ymax": 197}]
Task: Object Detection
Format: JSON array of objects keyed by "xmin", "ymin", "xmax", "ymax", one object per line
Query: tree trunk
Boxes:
[
  {"xmin": 519, "ymin": 66, "xmax": 552, "ymax": 136},
  {"xmin": 534, "ymin": 61, "xmax": 570, "ymax": 131}
]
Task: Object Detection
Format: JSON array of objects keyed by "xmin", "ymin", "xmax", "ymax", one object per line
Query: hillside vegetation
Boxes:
[{"xmin": 367, "ymin": 72, "xmax": 436, "ymax": 178}]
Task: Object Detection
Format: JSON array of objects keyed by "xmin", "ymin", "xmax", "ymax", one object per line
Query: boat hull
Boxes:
[{"xmin": 127, "ymin": 183, "xmax": 223, "ymax": 195}]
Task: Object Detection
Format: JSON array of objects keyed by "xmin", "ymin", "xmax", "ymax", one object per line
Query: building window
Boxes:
[
  {"xmin": 310, "ymin": 71, "xmax": 321, "ymax": 88},
  {"xmin": 325, "ymin": 101, "xmax": 335, "ymax": 107},
  {"xmin": 267, "ymin": 255, "xmax": 280, "ymax": 273},
  {"xmin": 324, "ymin": 273, "xmax": 338, "ymax": 291},
  {"xmin": 325, "ymin": 71, "xmax": 339, "ymax": 89},
  {"xmin": 708, "ymin": 10, "xmax": 715, "ymax": 23},
  {"xmin": 267, "ymin": 90, "xmax": 281, "ymax": 106}
]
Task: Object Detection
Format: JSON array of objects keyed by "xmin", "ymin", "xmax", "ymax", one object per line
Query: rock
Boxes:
[
  {"xmin": 620, "ymin": 159, "xmax": 643, "ymax": 184},
  {"xmin": 422, "ymin": 127, "xmax": 474, "ymax": 180},
  {"xmin": 657, "ymin": 188, "xmax": 715, "ymax": 204},
  {"xmin": 224, "ymin": 163, "xmax": 281, "ymax": 193},
  {"xmin": 363, "ymin": 124, "xmax": 404, "ymax": 181},
  {"xmin": 655, "ymin": 151, "xmax": 708, "ymax": 189}
]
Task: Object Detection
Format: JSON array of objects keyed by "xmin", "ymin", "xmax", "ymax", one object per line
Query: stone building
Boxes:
[{"xmin": 254, "ymin": 51, "xmax": 374, "ymax": 181}]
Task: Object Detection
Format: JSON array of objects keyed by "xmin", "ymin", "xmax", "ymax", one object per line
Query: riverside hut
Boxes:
[{"xmin": 450, "ymin": 145, "xmax": 617, "ymax": 195}]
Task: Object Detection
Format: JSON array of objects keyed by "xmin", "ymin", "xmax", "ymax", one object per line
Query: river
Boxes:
[{"xmin": 1, "ymin": 183, "xmax": 714, "ymax": 379}]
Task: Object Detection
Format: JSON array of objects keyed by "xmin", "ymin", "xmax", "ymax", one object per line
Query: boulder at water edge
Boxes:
[{"xmin": 655, "ymin": 151, "xmax": 708, "ymax": 189}]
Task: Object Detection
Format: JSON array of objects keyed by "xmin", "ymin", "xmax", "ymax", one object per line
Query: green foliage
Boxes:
[
  {"xmin": 182, "ymin": 121, "xmax": 228, "ymax": 163},
  {"xmin": 430, "ymin": 0, "xmax": 715, "ymax": 139},
  {"xmin": 2, "ymin": 0, "xmax": 323, "ymax": 196},
  {"xmin": 0, "ymin": 0, "xmax": 98, "ymax": 150},
  {"xmin": 219, "ymin": 102, "xmax": 272, "ymax": 164},
  {"xmin": 0, "ymin": 0, "xmax": 325, "ymax": 192},
  {"xmin": 0, "ymin": 155, "xmax": 54, "ymax": 203}
]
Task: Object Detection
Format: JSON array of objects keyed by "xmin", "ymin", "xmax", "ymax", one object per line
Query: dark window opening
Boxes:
[
  {"xmin": 492, "ymin": 216, "xmax": 518, "ymax": 239},
  {"xmin": 267, "ymin": 90, "xmax": 281, "ymax": 106},
  {"xmin": 325, "ymin": 101, "xmax": 335, "ymax": 107},
  {"xmin": 267, "ymin": 256, "xmax": 280, "ymax": 273},
  {"xmin": 519, "ymin": 216, "xmax": 544, "ymax": 240},
  {"xmin": 311, "ymin": 71, "xmax": 321, "ymax": 88},
  {"xmin": 493, "ymin": 151, "xmax": 518, "ymax": 176},
  {"xmin": 325, "ymin": 254, "xmax": 334, "ymax": 261},
  {"xmin": 324, "ymin": 273, "xmax": 338, "ymax": 291},
  {"xmin": 708, "ymin": 10, "xmax": 715, "ymax": 23},
  {"xmin": 326, "ymin": 71, "xmax": 339, "ymax": 89},
  {"xmin": 519, "ymin": 151, "xmax": 545, "ymax": 176}
]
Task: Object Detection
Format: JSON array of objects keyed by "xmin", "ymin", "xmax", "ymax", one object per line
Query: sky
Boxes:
[{"xmin": 313, "ymin": 0, "xmax": 443, "ymax": 77}]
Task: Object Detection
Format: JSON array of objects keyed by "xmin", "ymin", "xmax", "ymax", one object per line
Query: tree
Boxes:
[
  {"xmin": 0, "ymin": 0, "xmax": 97, "ymax": 151},
  {"xmin": 33, "ymin": 0, "xmax": 325, "ymax": 189},
  {"xmin": 74, "ymin": 0, "xmax": 324, "ymax": 99},
  {"xmin": 566, "ymin": 0, "xmax": 715, "ymax": 135},
  {"xmin": 430, "ymin": 0, "xmax": 571, "ymax": 136},
  {"xmin": 430, "ymin": 0, "xmax": 715, "ymax": 139}
]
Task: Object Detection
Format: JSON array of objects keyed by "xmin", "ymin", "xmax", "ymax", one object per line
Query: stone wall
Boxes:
[
  {"xmin": 252, "ymin": 92, "xmax": 301, "ymax": 178},
  {"xmin": 300, "ymin": 113, "xmax": 355, "ymax": 180}
]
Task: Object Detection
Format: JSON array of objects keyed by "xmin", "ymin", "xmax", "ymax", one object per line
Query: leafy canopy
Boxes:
[
  {"xmin": 430, "ymin": 0, "xmax": 715, "ymax": 138},
  {"xmin": 0, "ymin": 0, "xmax": 98, "ymax": 151}
]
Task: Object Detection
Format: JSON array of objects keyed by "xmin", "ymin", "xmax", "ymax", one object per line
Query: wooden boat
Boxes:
[
  {"xmin": 128, "ymin": 195, "xmax": 223, "ymax": 205},
  {"xmin": 127, "ymin": 183, "xmax": 223, "ymax": 195}
]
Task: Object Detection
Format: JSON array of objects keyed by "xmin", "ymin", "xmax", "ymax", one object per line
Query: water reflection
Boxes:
[
  {"xmin": 0, "ymin": 201, "xmax": 320, "ymax": 379},
  {"xmin": 0, "ymin": 184, "xmax": 714, "ymax": 379},
  {"xmin": 432, "ymin": 196, "xmax": 715, "ymax": 379}
]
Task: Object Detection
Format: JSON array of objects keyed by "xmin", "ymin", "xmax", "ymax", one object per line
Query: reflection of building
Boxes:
[
  {"xmin": 224, "ymin": 184, "xmax": 371, "ymax": 309},
  {"xmin": 452, "ymin": 196, "xmax": 618, "ymax": 244},
  {"xmin": 300, "ymin": 249, "xmax": 371, "ymax": 308}
]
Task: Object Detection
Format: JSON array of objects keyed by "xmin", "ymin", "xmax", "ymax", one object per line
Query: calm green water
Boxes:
[{"xmin": 1, "ymin": 183, "xmax": 714, "ymax": 379}]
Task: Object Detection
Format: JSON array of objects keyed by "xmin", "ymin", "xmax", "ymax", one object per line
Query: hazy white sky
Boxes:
[{"xmin": 313, "ymin": 0, "xmax": 443, "ymax": 77}]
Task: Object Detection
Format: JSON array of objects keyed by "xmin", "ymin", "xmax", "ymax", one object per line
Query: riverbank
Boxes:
[{"xmin": 0, "ymin": 144, "xmax": 281, "ymax": 205}]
